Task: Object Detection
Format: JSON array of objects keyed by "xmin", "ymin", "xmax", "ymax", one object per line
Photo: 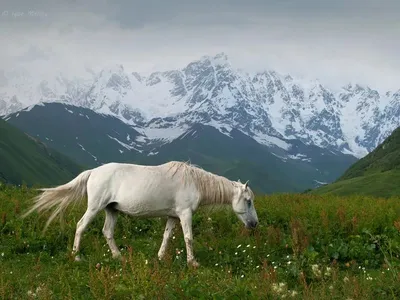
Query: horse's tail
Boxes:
[{"xmin": 22, "ymin": 169, "xmax": 93, "ymax": 232}]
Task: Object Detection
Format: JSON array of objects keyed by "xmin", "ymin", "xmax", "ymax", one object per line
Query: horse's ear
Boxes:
[
  {"xmin": 244, "ymin": 180, "xmax": 249, "ymax": 189},
  {"xmin": 238, "ymin": 179, "xmax": 241, "ymax": 183}
]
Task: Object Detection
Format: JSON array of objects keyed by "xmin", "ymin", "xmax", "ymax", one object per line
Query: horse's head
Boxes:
[{"xmin": 232, "ymin": 180, "xmax": 259, "ymax": 229}]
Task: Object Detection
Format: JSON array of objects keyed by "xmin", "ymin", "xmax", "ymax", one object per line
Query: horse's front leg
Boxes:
[{"xmin": 178, "ymin": 210, "xmax": 199, "ymax": 268}]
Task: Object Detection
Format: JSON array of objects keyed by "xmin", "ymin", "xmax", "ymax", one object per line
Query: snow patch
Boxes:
[
  {"xmin": 77, "ymin": 143, "xmax": 98, "ymax": 161},
  {"xmin": 288, "ymin": 153, "xmax": 311, "ymax": 162},
  {"xmin": 139, "ymin": 126, "xmax": 188, "ymax": 142},
  {"xmin": 253, "ymin": 132, "xmax": 291, "ymax": 151},
  {"xmin": 107, "ymin": 134, "xmax": 142, "ymax": 152}
]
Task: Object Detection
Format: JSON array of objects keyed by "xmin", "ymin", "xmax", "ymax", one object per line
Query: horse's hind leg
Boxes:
[
  {"xmin": 102, "ymin": 207, "xmax": 121, "ymax": 259},
  {"xmin": 158, "ymin": 217, "xmax": 178, "ymax": 260},
  {"xmin": 72, "ymin": 207, "xmax": 100, "ymax": 261},
  {"xmin": 178, "ymin": 210, "xmax": 199, "ymax": 268}
]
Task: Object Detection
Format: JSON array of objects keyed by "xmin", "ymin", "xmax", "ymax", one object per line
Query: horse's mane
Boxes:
[{"xmin": 165, "ymin": 161, "xmax": 238, "ymax": 206}]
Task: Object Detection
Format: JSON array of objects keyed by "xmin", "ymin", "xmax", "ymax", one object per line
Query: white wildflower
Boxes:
[
  {"xmin": 324, "ymin": 267, "xmax": 332, "ymax": 277},
  {"xmin": 271, "ymin": 282, "xmax": 287, "ymax": 294},
  {"xmin": 311, "ymin": 264, "xmax": 322, "ymax": 278}
]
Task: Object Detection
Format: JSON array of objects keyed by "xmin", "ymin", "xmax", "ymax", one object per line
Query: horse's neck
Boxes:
[{"xmin": 199, "ymin": 177, "xmax": 238, "ymax": 206}]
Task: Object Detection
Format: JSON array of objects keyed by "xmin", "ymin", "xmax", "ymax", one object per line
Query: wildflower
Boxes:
[
  {"xmin": 271, "ymin": 282, "xmax": 286, "ymax": 294},
  {"xmin": 237, "ymin": 244, "xmax": 242, "ymax": 248},
  {"xmin": 145, "ymin": 260, "xmax": 148, "ymax": 265},
  {"xmin": 343, "ymin": 276, "xmax": 349, "ymax": 282},
  {"xmin": 246, "ymin": 244, "xmax": 250, "ymax": 248},
  {"xmin": 27, "ymin": 291, "xmax": 36, "ymax": 297},
  {"xmin": 324, "ymin": 267, "xmax": 332, "ymax": 277},
  {"xmin": 311, "ymin": 264, "xmax": 322, "ymax": 278},
  {"xmin": 215, "ymin": 263, "xmax": 219, "ymax": 266},
  {"xmin": 1, "ymin": 252, "xmax": 4, "ymax": 257}
]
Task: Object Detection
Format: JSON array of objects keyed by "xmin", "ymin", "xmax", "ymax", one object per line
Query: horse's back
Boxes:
[{"xmin": 85, "ymin": 161, "xmax": 199, "ymax": 217}]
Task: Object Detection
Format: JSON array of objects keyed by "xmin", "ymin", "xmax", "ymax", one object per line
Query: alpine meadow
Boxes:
[
  {"xmin": 2, "ymin": 0, "xmax": 400, "ymax": 297},
  {"xmin": 1, "ymin": 127, "xmax": 400, "ymax": 299}
]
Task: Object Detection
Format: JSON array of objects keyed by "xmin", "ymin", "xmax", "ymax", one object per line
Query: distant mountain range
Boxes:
[
  {"xmin": 5, "ymin": 102, "xmax": 356, "ymax": 194},
  {"xmin": 1, "ymin": 52, "xmax": 399, "ymax": 193}
]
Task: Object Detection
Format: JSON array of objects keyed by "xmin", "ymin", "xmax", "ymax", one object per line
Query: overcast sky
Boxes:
[{"xmin": 1, "ymin": 0, "xmax": 399, "ymax": 91}]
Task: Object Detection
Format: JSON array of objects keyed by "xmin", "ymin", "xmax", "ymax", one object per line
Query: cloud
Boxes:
[{"xmin": 0, "ymin": 0, "xmax": 399, "ymax": 91}]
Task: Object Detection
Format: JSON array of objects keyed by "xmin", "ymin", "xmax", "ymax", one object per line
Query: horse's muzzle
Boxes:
[{"xmin": 246, "ymin": 220, "xmax": 258, "ymax": 229}]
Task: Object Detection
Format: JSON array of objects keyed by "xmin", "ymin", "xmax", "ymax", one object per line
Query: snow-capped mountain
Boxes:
[
  {"xmin": 4, "ymin": 102, "xmax": 357, "ymax": 193},
  {"xmin": 1, "ymin": 52, "xmax": 399, "ymax": 159}
]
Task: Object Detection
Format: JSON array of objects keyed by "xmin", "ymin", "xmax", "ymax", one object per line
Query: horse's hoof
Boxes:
[
  {"xmin": 188, "ymin": 260, "xmax": 200, "ymax": 268},
  {"xmin": 74, "ymin": 255, "xmax": 81, "ymax": 262},
  {"xmin": 112, "ymin": 253, "xmax": 122, "ymax": 261}
]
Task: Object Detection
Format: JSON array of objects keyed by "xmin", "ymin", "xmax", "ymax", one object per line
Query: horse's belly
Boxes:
[
  {"xmin": 114, "ymin": 201, "xmax": 177, "ymax": 218},
  {"xmin": 114, "ymin": 189, "xmax": 178, "ymax": 218}
]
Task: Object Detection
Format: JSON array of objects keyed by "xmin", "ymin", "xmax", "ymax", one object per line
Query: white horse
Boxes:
[{"xmin": 22, "ymin": 161, "xmax": 259, "ymax": 267}]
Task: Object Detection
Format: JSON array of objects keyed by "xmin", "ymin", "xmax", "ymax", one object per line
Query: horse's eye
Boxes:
[{"xmin": 246, "ymin": 199, "xmax": 251, "ymax": 208}]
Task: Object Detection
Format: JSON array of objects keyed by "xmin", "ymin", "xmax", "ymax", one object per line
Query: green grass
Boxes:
[
  {"xmin": 309, "ymin": 170, "xmax": 400, "ymax": 198},
  {"xmin": 0, "ymin": 118, "xmax": 83, "ymax": 187},
  {"xmin": 1, "ymin": 184, "xmax": 400, "ymax": 299},
  {"xmin": 310, "ymin": 126, "xmax": 400, "ymax": 197},
  {"xmin": 338, "ymin": 127, "xmax": 400, "ymax": 181}
]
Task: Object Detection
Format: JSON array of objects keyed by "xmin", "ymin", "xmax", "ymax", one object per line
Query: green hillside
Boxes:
[
  {"xmin": 0, "ymin": 118, "xmax": 83, "ymax": 187},
  {"xmin": 311, "ymin": 127, "xmax": 400, "ymax": 197}
]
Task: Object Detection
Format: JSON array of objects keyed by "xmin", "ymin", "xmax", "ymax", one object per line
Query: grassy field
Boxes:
[
  {"xmin": 1, "ymin": 183, "xmax": 400, "ymax": 299},
  {"xmin": 309, "ymin": 170, "xmax": 400, "ymax": 198}
]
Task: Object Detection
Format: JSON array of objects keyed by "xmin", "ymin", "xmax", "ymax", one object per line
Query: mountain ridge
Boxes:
[
  {"xmin": 4, "ymin": 102, "xmax": 357, "ymax": 194},
  {"xmin": 1, "ymin": 52, "xmax": 399, "ymax": 161}
]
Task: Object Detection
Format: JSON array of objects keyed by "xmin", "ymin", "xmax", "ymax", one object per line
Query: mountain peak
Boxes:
[
  {"xmin": 197, "ymin": 52, "xmax": 230, "ymax": 66},
  {"xmin": 0, "ymin": 52, "xmax": 399, "ymax": 161}
]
